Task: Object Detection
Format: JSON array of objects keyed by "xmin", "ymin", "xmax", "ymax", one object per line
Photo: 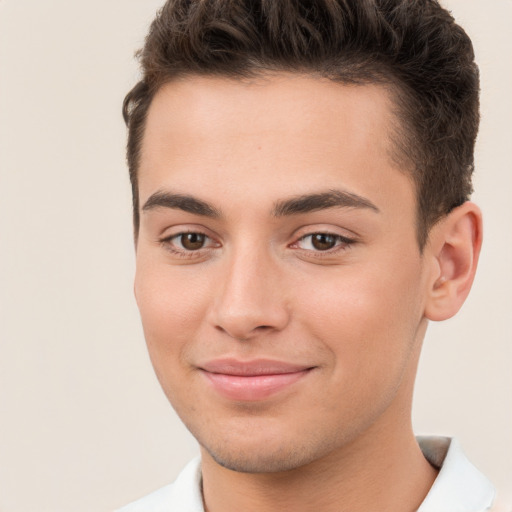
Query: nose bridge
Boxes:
[{"xmin": 212, "ymin": 240, "xmax": 289, "ymax": 339}]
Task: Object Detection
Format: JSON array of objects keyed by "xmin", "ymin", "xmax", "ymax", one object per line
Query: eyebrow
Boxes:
[
  {"xmin": 141, "ymin": 188, "xmax": 379, "ymax": 218},
  {"xmin": 272, "ymin": 189, "xmax": 379, "ymax": 216},
  {"xmin": 142, "ymin": 191, "xmax": 221, "ymax": 218}
]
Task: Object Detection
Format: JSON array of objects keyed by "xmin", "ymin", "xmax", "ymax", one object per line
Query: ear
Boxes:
[{"xmin": 424, "ymin": 202, "xmax": 483, "ymax": 321}]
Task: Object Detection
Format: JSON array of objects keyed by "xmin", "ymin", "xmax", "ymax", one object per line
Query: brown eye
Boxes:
[
  {"xmin": 180, "ymin": 233, "xmax": 206, "ymax": 250},
  {"xmin": 294, "ymin": 232, "xmax": 354, "ymax": 253},
  {"xmin": 311, "ymin": 233, "xmax": 337, "ymax": 251}
]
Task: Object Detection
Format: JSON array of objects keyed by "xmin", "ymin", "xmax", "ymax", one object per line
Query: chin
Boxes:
[
  {"xmin": 195, "ymin": 421, "xmax": 341, "ymax": 474},
  {"xmin": 205, "ymin": 444, "xmax": 319, "ymax": 474}
]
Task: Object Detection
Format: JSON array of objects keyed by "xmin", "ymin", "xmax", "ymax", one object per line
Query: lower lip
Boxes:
[{"xmin": 201, "ymin": 370, "xmax": 311, "ymax": 401}]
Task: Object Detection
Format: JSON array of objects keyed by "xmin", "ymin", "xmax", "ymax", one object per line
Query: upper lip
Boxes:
[{"xmin": 199, "ymin": 358, "xmax": 313, "ymax": 376}]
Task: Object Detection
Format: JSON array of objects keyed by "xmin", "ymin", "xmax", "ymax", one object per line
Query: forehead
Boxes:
[
  {"xmin": 141, "ymin": 73, "xmax": 395, "ymax": 162},
  {"xmin": 138, "ymin": 73, "xmax": 413, "ymax": 219},
  {"xmin": 146, "ymin": 72, "xmax": 394, "ymax": 127}
]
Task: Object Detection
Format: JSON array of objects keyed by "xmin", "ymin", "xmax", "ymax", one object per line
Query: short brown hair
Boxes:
[{"xmin": 123, "ymin": 0, "xmax": 479, "ymax": 248}]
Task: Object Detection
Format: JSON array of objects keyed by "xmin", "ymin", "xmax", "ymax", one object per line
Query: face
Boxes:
[{"xmin": 134, "ymin": 74, "xmax": 432, "ymax": 473}]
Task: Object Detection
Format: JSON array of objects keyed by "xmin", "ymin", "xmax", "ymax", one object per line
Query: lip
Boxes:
[{"xmin": 199, "ymin": 358, "xmax": 314, "ymax": 401}]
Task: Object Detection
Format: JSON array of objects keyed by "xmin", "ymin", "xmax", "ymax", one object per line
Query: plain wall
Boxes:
[{"xmin": 0, "ymin": 1, "xmax": 510, "ymax": 510}]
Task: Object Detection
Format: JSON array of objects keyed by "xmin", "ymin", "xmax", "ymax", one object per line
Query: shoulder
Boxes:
[
  {"xmin": 116, "ymin": 484, "xmax": 175, "ymax": 512},
  {"xmin": 115, "ymin": 457, "xmax": 203, "ymax": 512}
]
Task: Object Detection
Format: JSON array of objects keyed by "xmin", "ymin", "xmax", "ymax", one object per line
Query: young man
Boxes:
[{"xmin": 119, "ymin": 1, "xmax": 496, "ymax": 510}]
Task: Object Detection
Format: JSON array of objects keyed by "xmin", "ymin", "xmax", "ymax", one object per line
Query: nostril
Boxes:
[
  {"xmin": 214, "ymin": 324, "xmax": 273, "ymax": 341},
  {"xmin": 254, "ymin": 325, "xmax": 272, "ymax": 333}
]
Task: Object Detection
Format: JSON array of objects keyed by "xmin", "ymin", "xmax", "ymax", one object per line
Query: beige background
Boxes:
[{"xmin": 0, "ymin": 1, "xmax": 510, "ymax": 510}]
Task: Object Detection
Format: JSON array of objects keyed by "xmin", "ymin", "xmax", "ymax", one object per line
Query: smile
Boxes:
[{"xmin": 199, "ymin": 359, "xmax": 314, "ymax": 401}]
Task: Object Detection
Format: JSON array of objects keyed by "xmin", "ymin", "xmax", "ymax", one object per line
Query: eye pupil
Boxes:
[
  {"xmin": 181, "ymin": 233, "xmax": 205, "ymax": 250},
  {"xmin": 312, "ymin": 233, "xmax": 336, "ymax": 251}
]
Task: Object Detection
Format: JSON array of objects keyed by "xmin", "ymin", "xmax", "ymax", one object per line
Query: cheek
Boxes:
[
  {"xmin": 294, "ymin": 258, "xmax": 424, "ymax": 379},
  {"xmin": 134, "ymin": 260, "xmax": 210, "ymax": 371}
]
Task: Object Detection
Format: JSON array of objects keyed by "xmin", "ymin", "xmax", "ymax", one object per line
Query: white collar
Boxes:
[{"xmin": 417, "ymin": 436, "xmax": 495, "ymax": 511}]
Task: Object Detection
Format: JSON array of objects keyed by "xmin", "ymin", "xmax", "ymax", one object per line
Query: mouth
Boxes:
[{"xmin": 198, "ymin": 358, "xmax": 315, "ymax": 401}]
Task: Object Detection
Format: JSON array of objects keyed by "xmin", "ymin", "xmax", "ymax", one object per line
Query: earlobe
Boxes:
[{"xmin": 424, "ymin": 202, "xmax": 483, "ymax": 322}]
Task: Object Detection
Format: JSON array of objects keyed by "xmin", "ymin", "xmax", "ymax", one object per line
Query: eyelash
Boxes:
[
  {"xmin": 159, "ymin": 231, "xmax": 219, "ymax": 259},
  {"xmin": 159, "ymin": 231, "xmax": 356, "ymax": 259}
]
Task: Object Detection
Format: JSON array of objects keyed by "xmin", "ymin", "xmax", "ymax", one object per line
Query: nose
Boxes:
[{"xmin": 210, "ymin": 247, "xmax": 290, "ymax": 341}]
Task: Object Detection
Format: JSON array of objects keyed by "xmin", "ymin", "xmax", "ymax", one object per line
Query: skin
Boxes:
[{"xmin": 134, "ymin": 73, "xmax": 482, "ymax": 512}]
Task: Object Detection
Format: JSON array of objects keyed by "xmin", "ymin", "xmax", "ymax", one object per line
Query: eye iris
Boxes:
[
  {"xmin": 311, "ymin": 233, "xmax": 336, "ymax": 251},
  {"xmin": 181, "ymin": 233, "xmax": 205, "ymax": 250}
]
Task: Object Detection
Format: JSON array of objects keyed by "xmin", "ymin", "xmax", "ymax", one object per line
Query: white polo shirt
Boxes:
[{"xmin": 117, "ymin": 436, "xmax": 495, "ymax": 512}]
